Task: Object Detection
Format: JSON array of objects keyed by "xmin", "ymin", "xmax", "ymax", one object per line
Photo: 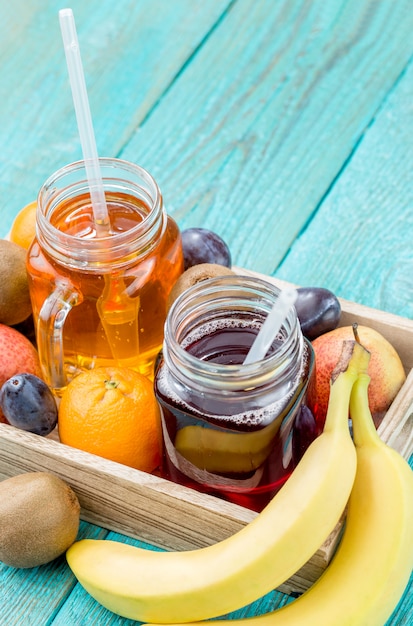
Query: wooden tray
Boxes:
[{"xmin": 0, "ymin": 269, "xmax": 412, "ymax": 595}]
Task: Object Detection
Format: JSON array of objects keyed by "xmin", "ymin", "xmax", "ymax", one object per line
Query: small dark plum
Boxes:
[
  {"xmin": 292, "ymin": 405, "xmax": 319, "ymax": 465},
  {"xmin": 181, "ymin": 228, "xmax": 232, "ymax": 270},
  {"xmin": 0, "ymin": 373, "xmax": 58, "ymax": 436},
  {"xmin": 295, "ymin": 287, "xmax": 341, "ymax": 341}
]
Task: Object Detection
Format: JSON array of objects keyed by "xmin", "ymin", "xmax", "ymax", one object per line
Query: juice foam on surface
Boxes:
[{"xmin": 157, "ymin": 319, "xmax": 306, "ymax": 428}]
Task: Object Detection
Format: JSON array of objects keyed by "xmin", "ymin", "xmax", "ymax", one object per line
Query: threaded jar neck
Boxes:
[
  {"xmin": 36, "ymin": 158, "xmax": 165, "ymax": 271},
  {"xmin": 162, "ymin": 275, "xmax": 304, "ymax": 408}
]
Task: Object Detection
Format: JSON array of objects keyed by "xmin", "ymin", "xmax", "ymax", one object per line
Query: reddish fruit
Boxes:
[
  {"xmin": 0, "ymin": 324, "xmax": 43, "ymax": 423},
  {"xmin": 312, "ymin": 325, "xmax": 406, "ymax": 427}
]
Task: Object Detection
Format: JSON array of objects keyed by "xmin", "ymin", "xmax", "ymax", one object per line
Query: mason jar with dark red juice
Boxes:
[{"xmin": 154, "ymin": 275, "xmax": 317, "ymax": 512}]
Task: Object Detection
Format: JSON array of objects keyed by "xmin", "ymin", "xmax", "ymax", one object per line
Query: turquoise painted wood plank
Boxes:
[
  {"xmin": 120, "ymin": 0, "xmax": 413, "ymax": 278},
  {"xmin": 386, "ymin": 572, "xmax": 413, "ymax": 625},
  {"xmin": 0, "ymin": 0, "xmax": 232, "ymax": 235},
  {"xmin": 277, "ymin": 54, "xmax": 413, "ymax": 319},
  {"xmin": 0, "ymin": 521, "xmax": 107, "ymax": 625}
]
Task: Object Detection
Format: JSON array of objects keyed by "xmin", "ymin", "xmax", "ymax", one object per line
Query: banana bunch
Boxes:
[
  {"xmin": 66, "ymin": 339, "xmax": 369, "ymax": 623},
  {"xmin": 146, "ymin": 367, "xmax": 413, "ymax": 625}
]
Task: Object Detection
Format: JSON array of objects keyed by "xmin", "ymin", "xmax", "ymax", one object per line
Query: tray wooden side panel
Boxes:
[
  {"xmin": 0, "ymin": 425, "xmax": 256, "ymax": 551},
  {"xmin": 1, "ymin": 373, "xmax": 411, "ymax": 595},
  {"xmin": 377, "ymin": 368, "xmax": 413, "ymax": 458},
  {"xmin": 1, "ymin": 364, "xmax": 411, "ymax": 597}
]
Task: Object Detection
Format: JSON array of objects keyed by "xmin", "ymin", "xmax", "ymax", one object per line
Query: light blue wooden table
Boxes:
[{"xmin": 1, "ymin": 1, "xmax": 412, "ymax": 623}]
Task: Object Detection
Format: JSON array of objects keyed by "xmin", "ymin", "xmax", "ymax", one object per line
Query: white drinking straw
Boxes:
[
  {"xmin": 243, "ymin": 287, "xmax": 298, "ymax": 365},
  {"xmin": 59, "ymin": 8, "xmax": 110, "ymax": 234}
]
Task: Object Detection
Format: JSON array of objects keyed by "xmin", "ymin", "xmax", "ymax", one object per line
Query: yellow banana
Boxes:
[
  {"xmin": 150, "ymin": 370, "xmax": 413, "ymax": 626},
  {"xmin": 66, "ymin": 340, "xmax": 369, "ymax": 623}
]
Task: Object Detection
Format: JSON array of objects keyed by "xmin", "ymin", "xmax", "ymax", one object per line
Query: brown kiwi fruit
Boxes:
[
  {"xmin": 167, "ymin": 263, "xmax": 236, "ymax": 312},
  {"xmin": 0, "ymin": 472, "xmax": 81, "ymax": 568},
  {"xmin": 0, "ymin": 239, "xmax": 32, "ymax": 325}
]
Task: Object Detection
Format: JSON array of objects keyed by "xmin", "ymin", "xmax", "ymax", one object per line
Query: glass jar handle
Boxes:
[{"xmin": 37, "ymin": 280, "xmax": 80, "ymax": 391}]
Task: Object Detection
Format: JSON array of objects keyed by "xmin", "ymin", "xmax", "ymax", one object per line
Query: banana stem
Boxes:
[
  {"xmin": 350, "ymin": 373, "xmax": 380, "ymax": 448},
  {"xmin": 322, "ymin": 372, "xmax": 356, "ymax": 435}
]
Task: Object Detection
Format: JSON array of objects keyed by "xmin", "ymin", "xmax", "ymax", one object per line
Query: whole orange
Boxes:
[
  {"xmin": 58, "ymin": 367, "xmax": 162, "ymax": 473},
  {"xmin": 9, "ymin": 201, "xmax": 37, "ymax": 250}
]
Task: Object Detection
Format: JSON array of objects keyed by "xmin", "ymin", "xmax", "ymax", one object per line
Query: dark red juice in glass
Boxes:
[{"xmin": 155, "ymin": 315, "xmax": 316, "ymax": 512}]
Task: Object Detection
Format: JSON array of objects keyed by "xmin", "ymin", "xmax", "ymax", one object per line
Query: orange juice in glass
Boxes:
[{"xmin": 27, "ymin": 158, "xmax": 183, "ymax": 394}]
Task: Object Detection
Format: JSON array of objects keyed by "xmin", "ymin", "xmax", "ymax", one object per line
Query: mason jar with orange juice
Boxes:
[{"xmin": 27, "ymin": 158, "xmax": 183, "ymax": 394}]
